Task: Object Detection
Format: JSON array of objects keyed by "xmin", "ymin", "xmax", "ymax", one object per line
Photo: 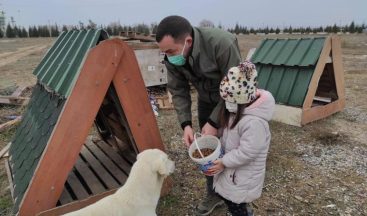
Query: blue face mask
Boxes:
[{"xmin": 167, "ymin": 41, "xmax": 187, "ymax": 66}]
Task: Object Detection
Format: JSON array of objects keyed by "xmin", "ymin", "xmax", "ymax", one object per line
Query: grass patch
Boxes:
[{"xmin": 158, "ymin": 194, "xmax": 179, "ymax": 207}]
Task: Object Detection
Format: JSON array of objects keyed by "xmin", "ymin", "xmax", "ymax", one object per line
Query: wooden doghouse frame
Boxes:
[
  {"xmin": 5, "ymin": 38, "xmax": 171, "ymax": 215},
  {"xmin": 271, "ymin": 36, "xmax": 345, "ymax": 126}
]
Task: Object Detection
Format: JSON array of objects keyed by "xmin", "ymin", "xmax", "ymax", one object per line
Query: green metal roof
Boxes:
[
  {"xmin": 251, "ymin": 37, "xmax": 326, "ymax": 106},
  {"xmin": 9, "ymin": 84, "xmax": 66, "ymax": 213},
  {"xmin": 251, "ymin": 37, "xmax": 326, "ymax": 66},
  {"xmin": 33, "ymin": 29, "xmax": 108, "ymax": 98}
]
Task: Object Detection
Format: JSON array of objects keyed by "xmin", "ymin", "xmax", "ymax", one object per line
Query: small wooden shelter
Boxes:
[
  {"xmin": 5, "ymin": 29, "xmax": 170, "ymax": 215},
  {"xmin": 251, "ymin": 36, "xmax": 345, "ymax": 126}
]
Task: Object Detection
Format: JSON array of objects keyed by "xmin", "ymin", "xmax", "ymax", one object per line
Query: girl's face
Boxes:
[{"xmin": 225, "ymin": 101, "xmax": 238, "ymax": 113}]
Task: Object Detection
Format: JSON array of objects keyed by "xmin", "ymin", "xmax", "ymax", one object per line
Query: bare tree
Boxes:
[
  {"xmin": 199, "ymin": 19, "xmax": 214, "ymax": 28},
  {"xmin": 87, "ymin": 19, "xmax": 97, "ymax": 29}
]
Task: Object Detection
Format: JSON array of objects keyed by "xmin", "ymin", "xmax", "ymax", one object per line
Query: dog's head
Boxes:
[{"xmin": 137, "ymin": 149, "xmax": 175, "ymax": 176}]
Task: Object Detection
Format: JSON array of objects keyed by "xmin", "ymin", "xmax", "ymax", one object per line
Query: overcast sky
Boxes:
[{"xmin": 1, "ymin": 0, "xmax": 367, "ymax": 29}]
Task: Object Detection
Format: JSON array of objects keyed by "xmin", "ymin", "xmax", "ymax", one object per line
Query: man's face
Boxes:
[{"xmin": 157, "ymin": 35, "xmax": 192, "ymax": 57}]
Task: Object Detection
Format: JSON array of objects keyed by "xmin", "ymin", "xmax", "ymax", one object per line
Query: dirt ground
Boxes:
[{"xmin": 0, "ymin": 34, "xmax": 366, "ymax": 216}]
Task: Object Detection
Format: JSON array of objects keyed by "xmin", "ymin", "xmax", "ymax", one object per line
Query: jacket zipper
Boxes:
[{"xmin": 232, "ymin": 171, "xmax": 237, "ymax": 185}]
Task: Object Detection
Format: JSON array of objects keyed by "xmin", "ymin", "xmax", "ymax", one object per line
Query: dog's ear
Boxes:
[{"xmin": 157, "ymin": 154, "xmax": 173, "ymax": 176}]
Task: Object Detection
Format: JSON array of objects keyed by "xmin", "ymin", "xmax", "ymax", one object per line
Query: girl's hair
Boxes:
[{"xmin": 219, "ymin": 103, "xmax": 248, "ymax": 129}]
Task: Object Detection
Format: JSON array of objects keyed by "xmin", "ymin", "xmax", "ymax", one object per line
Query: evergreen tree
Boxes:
[
  {"xmin": 13, "ymin": 25, "xmax": 19, "ymax": 37},
  {"xmin": 332, "ymin": 24, "xmax": 339, "ymax": 33},
  {"xmin": 62, "ymin": 25, "xmax": 68, "ymax": 32},
  {"xmin": 106, "ymin": 26, "xmax": 113, "ymax": 36},
  {"xmin": 33, "ymin": 26, "xmax": 39, "ymax": 37},
  {"xmin": 234, "ymin": 23, "xmax": 240, "ymax": 34},
  {"xmin": 288, "ymin": 26, "xmax": 293, "ymax": 34},
  {"xmin": 151, "ymin": 23, "xmax": 158, "ymax": 34},
  {"xmin": 6, "ymin": 24, "xmax": 15, "ymax": 38},
  {"xmin": 275, "ymin": 27, "xmax": 280, "ymax": 34},
  {"xmin": 349, "ymin": 21, "xmax": 355, "ymax": 33},
  {"xmin": 19, "ymin": 27, "xmax": 28, "ymax": 38},
  {"xmin": 28, "ymin": 26, "xmax": 33, "ymax": 37},
  {"xmin": 217, "ymin": 23, "xmax": 223, "ymax": 29},
  {"xmin": 51, "ymin": 25, "xmax": 59, "ymax": 37}
]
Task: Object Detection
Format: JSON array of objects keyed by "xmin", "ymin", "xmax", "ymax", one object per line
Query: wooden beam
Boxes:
[
  {"xmin": 303, "ymin": 37, "xmax": 332, "ymax": 109},
  {"xmin": 0, "ymin": 96, "xmax": 30, "ymax": 100},
  {"xmin": 272, "ymin": 104, "xmax": 302, "ymax": 127},
  {"xmin": 36, "ymin": 189, "xmax": 118, "ymax": 216},
  {"xmin": 0, "ymin": 116, "xmax": 22, "ymax": 133},
  {"xmin": 4, "ymin": 159, "xmax": 14, "ymax": 199},
  {"xmin": 0, "ymin": 142, "xmax": 11, "ymax": 159},
  {"xmin": 301, "ymin": 100, "xmax": 344, "ymax": 125},
  {"xmin": 331, "ymin": 36, "xmax": 346, "ymax": 108},
  {"xmin": 112, "ymin": 40, "xmax": 165, "ymax": 152},
  {"xmin": 18, "ymin": 39, "xmax": 124, "ymax": 216},
  {"xmin": 37, "ymin": 177, "xmax": 173, "ymax": 216}
]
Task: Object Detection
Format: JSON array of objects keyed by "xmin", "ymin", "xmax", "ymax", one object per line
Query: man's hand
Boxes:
[
  {"xmin": 183, "ymin": 125, "xmax": 194, "ymax": 147},
  {"xmin": 206, "ymin": 159, "xmax": 225, "ymax": 175},
  {"xmin": 201, "ymin": 122, "xmax": 218, "ymax": 136}
]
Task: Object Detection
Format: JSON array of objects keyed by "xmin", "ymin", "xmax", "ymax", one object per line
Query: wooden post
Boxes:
[
  {"xmin": 302, "ymin": 37, "xmax": 332, "ymax": 109},
  {"xmin": 112, "ymin": 40, "xmax": 165, "ymax": 152},
  {"xmin": 18, "ymin": 39, "xmax": 124, "ymax": 216},
  {"xmin": 331, "ymin": 36, "xmax": 346, "ymax": 107}
]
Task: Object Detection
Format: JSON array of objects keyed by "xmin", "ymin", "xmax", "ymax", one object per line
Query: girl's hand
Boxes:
[{"xmin": 206, "ymin": 159, "xmax": 225, "ymax": 175}]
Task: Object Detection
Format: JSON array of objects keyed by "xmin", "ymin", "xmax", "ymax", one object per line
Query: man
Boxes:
[{"xmin": 156, "ymin": 15, "xmax": 242, "ymax": 215}]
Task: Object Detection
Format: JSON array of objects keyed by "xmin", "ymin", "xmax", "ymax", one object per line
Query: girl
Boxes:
[{"xmin": 207, "ymin": 61, "xmax": 275, "ymax": 216}]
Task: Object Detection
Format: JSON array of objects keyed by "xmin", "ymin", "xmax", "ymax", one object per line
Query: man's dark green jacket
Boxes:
[{"xmin": 164, "ymin": 27, "xmax": 242, "ymax": 129}]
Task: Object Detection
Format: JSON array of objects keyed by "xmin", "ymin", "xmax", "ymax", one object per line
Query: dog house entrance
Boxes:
[
  {"xmin": 57, "ymin": 137, "xmax": 136, "ymax": 206},
  {"xmin": 57, "ymin": 85, "xmax": 139, "ymax": 206},
  {"xmin": 313, "ymin": 63, "xmax": 338, "ymax": 106}
]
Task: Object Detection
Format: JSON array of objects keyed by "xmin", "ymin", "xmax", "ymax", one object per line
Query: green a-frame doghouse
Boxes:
[{"xmin": 251, "ymin": 36, "xmax": 345, "ymax": 126}]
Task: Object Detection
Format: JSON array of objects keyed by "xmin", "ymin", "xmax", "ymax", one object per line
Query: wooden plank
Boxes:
[
  {"xmin": 74, "ymin": 157, "xmax": 106, "ymax": 195},
  {"xmin": 10, "ymin": 86, "xmax": 26, "ymax": 97},
  {"xmin": 122, "ymin": 148, "xmax": 137, "ymax": 164},
  {"xmin": 0, "ymin": 116, "xmax": 22, "ymax": 133},
  {"xmin": 58, "ymin": 188, "xmax": 74, "ymax": 205},
  {"xmin": 0, "ymin": 142, "xmax": 11, "ymax": 159},
  {"xmin": 38, "ymin": 177, "xmax": 174, "ymax": 216},
  {"xmin": 80, "ymin": 146, "xmax": 119, "ymax": 189},
  {"xmin": 0, "ymin": 96, "xmax": 30, "ymax": 100},
  {"xmin": 85, "ymin": 140, "xmax": 128, "ymax": 184},
  {"xmin": 301, "ymin": 100, "xmax": 344, "ymax": 126},
  {"xmin": 272, "ymin": 104, "xmax": 302, "ymax": 127},
  {"xmin": 4, "ymin": 159, "xmax": 14, "ymax": 199},
  {"xmin": 0, "ymin": 98, "xmax": 11, "ymax": 104},
  {"xmin": 331, "ymin": 36, "xmax": 346, "ymax": 107},
  {"xmin": 0, "ymin": 96, "xmax": 30, "ymax": 105},
  {"xmin": 303, "ymin": 37, "xmax": 332, "ymax": 109},
  {"xmin": 66, "ymin": 171, "xmax": 89, "ymax": 200},
  {"xmin": 18, "ymin": 39, "xmax": 124, "ymax": 216},
  {"xmin": 112, "ymin": 40, "xmax": 165, "ymax": 152},
  {"xmin": 95, "ymin": 141, "xmax": 132, "ymax": 174},
  {"xmin": 37, "ymin": 189, "xmax": 118, "ymax": 216},
  {"xmin": 39, "ymin": 177, "xmax": 174, "ymax": 216}
]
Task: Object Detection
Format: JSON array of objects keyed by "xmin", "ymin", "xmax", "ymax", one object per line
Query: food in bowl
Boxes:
[{"xmin": 192, "ymin": 148, "xmax": 215, "ymax": 159}]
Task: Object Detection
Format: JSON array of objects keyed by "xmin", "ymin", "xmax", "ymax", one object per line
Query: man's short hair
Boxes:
[{"xmin": 156, "ymin": 15, "xmax": 192, "ymax": 43}]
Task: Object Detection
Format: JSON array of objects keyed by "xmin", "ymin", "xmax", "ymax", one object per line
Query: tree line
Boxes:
[
  {"xmin": 0, "ymin": 20, "xmax": 153, "ymax": 38},
  {"xmin": 228, "ymin": 21, "xmax": 366, "ymax": 34},
  {"xmin": 0, "ymin": 20, "xmax": 365, "ymax": 39}
]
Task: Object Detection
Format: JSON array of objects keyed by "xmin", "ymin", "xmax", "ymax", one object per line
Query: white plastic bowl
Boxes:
[{"xmin": 188, "ymin": 134, "xmax": 223, "ymax": 173}]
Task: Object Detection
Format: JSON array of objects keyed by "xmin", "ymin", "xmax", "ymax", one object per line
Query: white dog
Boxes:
[{"xmin": 64, "ymin": 149, "xmax": 175, "ymax": 216}]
